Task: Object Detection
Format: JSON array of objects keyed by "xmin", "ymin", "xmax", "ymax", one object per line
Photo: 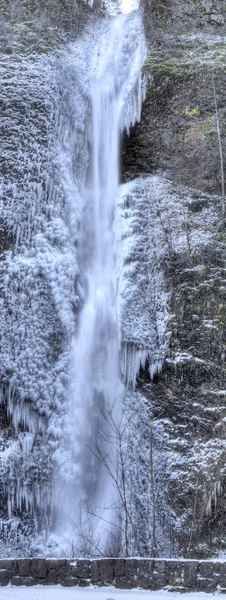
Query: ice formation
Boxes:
[
  {"xmin": 114, "ymin": 179, "xmax": 169, "ymax": 389},
  {"xmin": 52, "ymin": 10, "xmax": 148, "ymax": 556},
  {"xmin": 0, "ymin": 46, "xmax": 90, "ymax": 552},
  {"xmin": 0, "ymin": 3, "xmax": 169, "ymax": 556}
]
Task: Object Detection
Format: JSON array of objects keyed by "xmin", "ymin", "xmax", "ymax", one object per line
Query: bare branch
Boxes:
[{"xmin": 212, "ymin": 73, "xmax": 225, "ymax": 230}]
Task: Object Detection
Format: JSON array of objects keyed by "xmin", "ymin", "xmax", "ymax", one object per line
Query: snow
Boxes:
[
  {"xmin": 114, "ymin": 179, "xmax": 169, "ymax": 388},
  {"xmin": 0, "ymin": 588, "xmax": 219, "ymax": 600},
  {"xmin": 1, "ymin": 0, "xmax": 222, "ymax": 559},
  {"xmin": 48, "ymin": 9, "xmax": 148, "ymax": 557}
]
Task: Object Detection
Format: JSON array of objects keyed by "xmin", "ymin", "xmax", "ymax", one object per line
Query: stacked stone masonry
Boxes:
[{"xmin": 1, "ymin": 558, "xmax": 226, "ymax": 590}]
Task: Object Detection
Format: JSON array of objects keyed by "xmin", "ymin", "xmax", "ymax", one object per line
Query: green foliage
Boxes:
[
  {"xmin": 185, "ymin": 106, "xmax": 200, "ymax": 117},
  {"xmin": 144, "ymin": 38, "xmax": 226, "ymax": 77}
]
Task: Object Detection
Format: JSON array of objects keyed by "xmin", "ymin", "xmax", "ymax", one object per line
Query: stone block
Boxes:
[
  {"xmin": 46, "ymin": 559, "xmax": 68, "ymax": 571},
  {"xmin": 69, "ymin": 560, "xmax": 90, "ymax": 579},
  {"xmin": 124, "ymin": 558, "xmax": 139, "ymax": 586},
  {"xmin": 137, "ymin": 560, "xmax": 154, "ymax": 589},
  {"xmin": 183, "ymin": 561, "xmax": 198, "ymax": 589},
  {"xmin": 17, "ymin": 559, "xmax": 31, "ymax": 577},
  {"xmin": 47, "ymin": 569, "xmax": 63, "ymax": 584},
  {"xmin": 62, "ymin": 578, "xmax": 78, "ymax": 587},
  {"xmin": 31, "ymin": 558, "xmax": 47, "ymax": 579},
  {"xmin": 11, "ymin": 576, "xmax": 39, "ymax": 586},
  {"xmin": 209, "ymin": 13, "xmax": 224, "ymax": 25},
  {"xmin": 220, "ymin": 563, "xmax": 226, "ymax": 588},
  {"xmin": 153, "ymin": 560, "xmax": 167, "ymax": 588},
  {"xmin": 90, "ymin": 560, "xmax": 100, "ymax": 582},
  {"xmin": 199, "ymin": 561, "xmax": 214, "ymax": 579},
  {"xmin": 100, "ymin": 559, "xmax": 114, "ymax": 584},
  {"xmin": 167, "ymin": 560, "xmax": 184, "ymax": 586},
  {"xmin": 78, "ymin": 579, "xmax": 90, "ymax": 587},
  {"xmin": 125, "ymin": 558, "xmax": 139, "ymax": 577},
  {"xmin": 46, "ymin": 559, "xmax": 68, "ymax": 584},
  {"xmin": 0, "ymin": 570, "xmax": 10, "ymax": 586},
  {"xmin": 138, "ymin": 559, "xmax": 153, "ymax": 576},
  {"xmin": 0, "ymin": 560, "xmax": 15, "ymax": 573},
  {"xmin": 137, "ymin": 574, "xmax": 153, "ymax": 589},
  {"xmin": 115, "ymin": 560, "xmax": 125, "ymax": 578},
  {"xmin": 213, "ymin": 562, "xmax": 221, "ymax": 581},
  {"xmin": 197, "ymin": 577, "xmax": 216, "ymax": 592},
  {"xmin": 115, "ymin": 577, "xmax": 135, "ymax": 589}
]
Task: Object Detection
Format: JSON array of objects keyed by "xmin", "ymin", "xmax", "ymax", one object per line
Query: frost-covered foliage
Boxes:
[
  {"xmin": 121, "ymin": 392, "xmax": 171, "ymax": 556},
  {"xmin": 114, "ymin": 173, "xmax": 226, "ymax": 557},
  {"xmin": 0, "ymin": 33, "xmax": 92, "ymax": 551},
  {"xmin": 48, "ymin": 11, "xmax": 150, "ymax": 558},
  {"xmin": 0, "ymin": 9, "xmax": 157, "ymax": 556},
  {"xmin": 114, "ymin": 179, "xmax": 169, "ymax": 389}
]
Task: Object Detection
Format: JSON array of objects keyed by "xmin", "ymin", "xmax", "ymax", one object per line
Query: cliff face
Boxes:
[
  {"xmin": 1, "ymin": 0, "xmax": 226, "ymax": 559},
  {"xmin": 0, "ymin": 0, "xmax": 97, "ymax": 556},
  {"xmin": 121, "ymin": 0, "xmax": 226, "ymax": 557},
  {"xmin": 144, "ymin": 0, "xmax": 226, "ymax": 35},
  {"xmin": 0, "ymin": 0, "xmax": 93, "ymax": 53}
]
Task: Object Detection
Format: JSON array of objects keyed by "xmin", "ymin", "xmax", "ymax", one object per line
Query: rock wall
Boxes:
[
  {"xmin": 120, "ymin": 0, "xmax": 226, "ymax": 559},
  {"xmin": 0, "ymin": 0, "xmax": 102, "ymax": 556},
  {"xmin": 0, "ymin": 558, "xmax": 226, "ymax": 590},
  {"xmin": 1, "ymin": 0, "xmax": 226, "ymax": 560},
  {"xmin": 0, "ymin": 0, "xmax": 96, "ymax": 53},
  {"xmin": 143, "ymin": 0, "xmax": 226, "ymax": 36}
]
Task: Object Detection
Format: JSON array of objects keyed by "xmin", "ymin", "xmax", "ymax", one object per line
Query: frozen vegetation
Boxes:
[
  {"xmin": 2, "ymin": 0, "xmax": 225, "ymax": 560},
  {"xmin": 0, "ymin": 4, "xmax": 169, "ymax": 556}
]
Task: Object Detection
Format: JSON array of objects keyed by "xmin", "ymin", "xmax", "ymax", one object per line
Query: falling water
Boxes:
[{"xmin": 53, "ymin": 9, "xmax": 146, "ymax": 556}]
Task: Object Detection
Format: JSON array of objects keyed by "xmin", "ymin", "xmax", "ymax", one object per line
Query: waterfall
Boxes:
[{"xmin": 51, "ymin": 10, "xmax": 146, "ymax": 557}]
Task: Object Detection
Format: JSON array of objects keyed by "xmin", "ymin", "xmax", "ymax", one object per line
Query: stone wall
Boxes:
[{"xmin": 1, "ymin": 558, "xmax": 226, "ymax": 590}]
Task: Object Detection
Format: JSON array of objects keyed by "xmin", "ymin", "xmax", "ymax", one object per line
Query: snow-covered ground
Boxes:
[{"xmin": 0, "ymin": 587, "xmax": 219, "ymax": 600}]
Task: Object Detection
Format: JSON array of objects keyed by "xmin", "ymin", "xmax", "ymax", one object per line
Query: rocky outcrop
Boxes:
[
  {"xmin": 0, "ymin": 0, "xmax": 99, "ymax": 54},
  {"xmin": 120, "ymin": 0, "xmax": 226, "ymax": 558},
  {"xmin": 143, "ymin": 0, "xmax": 226, "ymax": 36},
  {"xmin": 0, "ymin": 0, "xmax": 98, "ymax": 556},
  {"xmin": 1, "ymin": 0, "xmax": 226, "ymax": 560},
  {"xmin": 122, "ymin": 43, "xmax": 226, "ymax": 196}
]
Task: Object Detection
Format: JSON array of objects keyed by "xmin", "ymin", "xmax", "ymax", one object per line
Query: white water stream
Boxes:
[
  {"xmin": 51, "ymin": 9, "xmax": 146, "ymax": 556},
  {"xmin": 0, "ymin": 0, "xmax": 170, "ymax": 558}
]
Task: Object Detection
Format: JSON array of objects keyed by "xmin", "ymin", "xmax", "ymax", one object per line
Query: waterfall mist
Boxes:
[{"xmin": 52, "ymin": 10, "xmax": 146, "ymax": 557}]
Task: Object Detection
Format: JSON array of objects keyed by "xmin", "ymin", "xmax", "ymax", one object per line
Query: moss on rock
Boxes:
[
  {"xmin": 0, "ymin": 0, "xmax": 97, "ymax": 54},
  {"xmin": 144, "ymin": 37, "xmax": 226, "ymax": 77}
]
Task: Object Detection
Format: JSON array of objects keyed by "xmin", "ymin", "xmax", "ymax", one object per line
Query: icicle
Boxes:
[{"xmin": 121, "ymin": 343, "xmax": 164, "ymax": 389}]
